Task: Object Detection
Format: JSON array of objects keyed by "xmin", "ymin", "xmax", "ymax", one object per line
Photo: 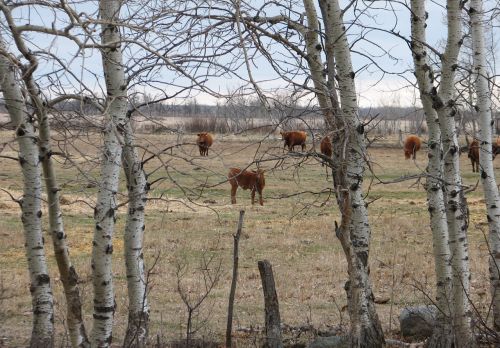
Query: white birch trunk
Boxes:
[
  {"xmin": 122, "ymin": 121, "xmax": 149, "ymax": 347},
  {"xmin": 0, "ymin": 37, "xmax": 54, "ymax": 348},
  {"xmin": 434, "ymin": 2, "xmax": 473, "ymax": 344},
  {"xmin": 1, "ymin": 5, "xmax": 89, "ymax": 344},
  {"xmin": 91, "ymin": 0, "xmax": 127, "ymax": 345},
  {"xmin": 301, "ymin": 0, "xmax": 334, "ymax": 129},
  {"xmin": 316, "ymin": 1, "xmax": 384, "ymax": 345},
  {"xmin": 409, "ymin": 2, "xmax": 454, "ymax": 344},
  {"xmin": 469, "ymin": 0, "xmax": 500, "ymax": 331},
  {"xmin": 30, "ymin": 84, "xmax": 89, "ymax": 348}
]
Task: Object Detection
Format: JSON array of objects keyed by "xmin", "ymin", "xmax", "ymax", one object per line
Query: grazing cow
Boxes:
[
  {"xmin": 403, "ymin": 135, "xmax": 422, "ymax": 160},
  {"xmin": 280, "ymin": 130, "xmax": 307, "ymax": 152},
  {"xmin": 228, "ymin": 168, "xmax": 265, "ymax": 206},
  {"xmin": 468, "ymin": 140, "xmax": 480, "ymax": 172},
  {"xmin": 197, "ymin": 132, "xmax": 213, "ymax": 156},
  {"xmin": 320, "ymin": 136, "xmax": 333, "ymax": 158}
]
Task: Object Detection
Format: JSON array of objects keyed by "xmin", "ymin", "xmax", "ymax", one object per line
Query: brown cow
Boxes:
[
  {"xmin": 403, "ymin": 135, "xmax": 422, "ymax": 160},
  {"xmin": 468, "ymin": 139, "xmax": 480, "ymax": 172},
  {"xmin": 228, "ymin": 168, "xmax": 266, "ymax": 206},
  {"xmin": 197, "ymin": 132, "xmax": 213, "ymax": 156},
  {"xmin": 494, "ymin": 137, "xmax": 500, "ymax": 159},
  {"xmin": 280, "ymin": 131, "xmax": 307, "ymax": 152},
  {"xmin": 320, "ymin": 136, "xmax": 332, "ymax": 158}
]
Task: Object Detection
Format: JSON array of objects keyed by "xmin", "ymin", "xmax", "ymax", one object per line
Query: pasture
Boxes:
[{"xmin": 0, "ymin": 130, "xmax": 497, "ymax": 346}]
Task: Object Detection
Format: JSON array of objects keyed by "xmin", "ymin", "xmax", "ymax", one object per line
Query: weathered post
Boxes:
[
  {"xmin": 258, "ymin": 260, "xmax": 283, "ymax": 348},
  {"xmin": 226, "ymin": 210, "xmax": 245, "ymax": 348}
]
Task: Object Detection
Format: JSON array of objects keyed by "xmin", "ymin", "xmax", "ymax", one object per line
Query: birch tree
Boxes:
[
  {"xmin": 0, "ymin": 4, "xmax": 90, "ymax": 344},
  {"xmin": 410, "ymin": 1, "xmax": 474, "ymax": 346},
  {"xmin": 122, "ymin": 120, "xmax": 149, "ymax": 347},
  {"xmin": 229, "ymin": 0, "xmax": 385, "ymax": 344},
  {"xmin": 409, "ymin": 2, "xmax": 454, "ymax": 344},
  {"xmin": 0, "ymin": 34, "xmax": 54, "ymax": 347},
  {"xmin": 468, "ymin": 0, "xmax": 500, "ymax": 331},
  {"xmin": 90, "ymin": 0, "xmax": 128, "ymax": 344},
  {"xmin": 317, "ymin": 1, "xmax": 384, "ymax": 345}
]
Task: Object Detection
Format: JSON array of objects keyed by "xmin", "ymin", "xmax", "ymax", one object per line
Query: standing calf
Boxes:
[
  {"xmin": 228, "ymin": 168, "xmax": 266, "ymax": 206},
  {"xmin": 403, "ymin": 135, "xmax": 422, "ymax": 160},
  {"xmin": 280, "ymin": 131, "xmax": 307, "ymax": 152},
  {"xmin": 320, "ymin": 136, "xmax": 333, "ymax": 158},
  {"xmin": 468, "ymin": 138, "xmax": 500, "ymax": 172},
  {"xmin": 197, "ymin": 132, "xmax": 213, "ymax": 156},
  {"xmin": 468, "ymin": 139, "xmax": 480, "ymax": 173}
]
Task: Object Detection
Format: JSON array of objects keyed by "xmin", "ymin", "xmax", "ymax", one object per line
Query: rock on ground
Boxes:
[{"xmin": 399, "ymin": 305, "xmax": 437, "ymax": 338}]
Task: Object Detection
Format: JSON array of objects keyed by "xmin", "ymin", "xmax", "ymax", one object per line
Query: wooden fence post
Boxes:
[
  {"xmin": 226, "ymin": 210, "xmax": 245, "ymax": 348},
  {"xmin": 258, "ymin": 260, "xmax": 283, "ymax": 348}
]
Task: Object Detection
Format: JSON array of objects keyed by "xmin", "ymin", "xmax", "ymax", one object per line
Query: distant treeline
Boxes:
[{"xmin": 1, "ymin": 100, "xmax": 498, "ymax": 135}]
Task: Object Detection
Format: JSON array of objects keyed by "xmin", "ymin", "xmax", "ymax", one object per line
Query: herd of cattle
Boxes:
[
  {"xmin": 195, "ymin": 131, "xmax": 500, "ymax": 206},
  {"xmin": 403, "ymin": 134, "xmax": 500, "ymax": 173}
]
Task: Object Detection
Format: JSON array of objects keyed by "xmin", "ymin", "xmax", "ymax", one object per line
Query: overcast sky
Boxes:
[{"xmin": 1, "ymin": 1, "xmax": 498, "ymax": 109}]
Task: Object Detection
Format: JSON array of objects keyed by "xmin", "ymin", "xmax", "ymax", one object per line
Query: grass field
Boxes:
[{"xmin": 0, "ymin": 130, "xmax": 497, "ymax": 346}]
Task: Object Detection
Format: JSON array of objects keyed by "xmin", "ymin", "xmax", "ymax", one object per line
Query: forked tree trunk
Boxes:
[
  {"xmin": 433, "ymin": 2, "xmax": 473, "ymax": 345},
  {"xmin": 469, "ymin": 0, "xmax": 500, "ymax": 331},
  {"xmin": 301, "ymin": 0, "xmax": 334, "ymax": 129},
  {"xmin": 0, "ymin": 36, "xmax": 54, "ymax": 348},
  {"xmin": 122, "ymin": 121, "xmax": 149, "ymax": 347},
  {"xmin": 91, "ymin": 0, "xmax": 128, "ymax": 345},
  {"xmin": 410, "ymin": 1, "xmax": 474, "ymax": 346},
  {"xmin": 312, "ymin": 1, "xmax": 384, "ymax": 346},
  {"xmin": 409, "ymin": 2, "xmax": 454, "ymax": 344},
  {"xmin": 27, "ymin": 77, "xmax": 89, "ymax": 348}
]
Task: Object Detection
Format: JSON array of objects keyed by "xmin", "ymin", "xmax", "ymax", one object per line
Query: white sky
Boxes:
[{"xmin": 1, "ymin": 1, "xmax": 498, "ymax": 109}]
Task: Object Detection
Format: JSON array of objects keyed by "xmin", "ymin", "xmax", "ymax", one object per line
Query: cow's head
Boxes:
[{"xmin": 252, "ymin": 169, "xmax": 266, "ymax": 187}]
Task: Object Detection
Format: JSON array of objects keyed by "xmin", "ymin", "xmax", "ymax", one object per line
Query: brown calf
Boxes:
[
  {"xmin": 403, "ymin": 135, "xmax": 422, "ymax": 160},
  {"xmin": 280, "ymin": 131, "xmax": 307, "ymax": 152},
  {"xmin": 494, "ymin": 137, "xmax": 500, "ymax": 159},
  {"xmin": 228, "ymin": 168, "xmax": 266, "ymax": 206},
  {"xmin": 197, "ymin": 132, "xmax": 213, "ymax": 156},
  {"xmin": 320, "ymin": 136, "xmax": 333, "ymax": 158},
  {"xmin": 468, "ymin": 140, "xmax": 480, "ymax": 172}
]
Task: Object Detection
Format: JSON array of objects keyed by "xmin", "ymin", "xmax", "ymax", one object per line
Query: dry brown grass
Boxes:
[{"xmin": 0, "ymin": 130, "xmax": 497, "ymax": 346}]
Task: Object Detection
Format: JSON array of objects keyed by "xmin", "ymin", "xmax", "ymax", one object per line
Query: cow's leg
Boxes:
[
  {"xmin": 302, "ymin": 143, "xmax": 305, "ymax": 151},
  {"xmin": 199, "ymin": 146, "xmax": 203, "ymax": 156},
  {"xmin": 251, "ymin": 189, "xmax": 256, "ymax": 205},
  {"xmin": 258, "ymin": 189, "xmax": 263, "ymax": 206},
  {"xmin": 231, "ymin": 185, "xmax": 237, "ymax": 204}
]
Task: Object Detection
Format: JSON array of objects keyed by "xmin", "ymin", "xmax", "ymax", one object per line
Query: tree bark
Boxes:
[
  {"xmin": 317, "ymin": 1, "xmax": 385, "ymax": 346},
  {"xmin": 410, "ymin": 1, "xmax": 474, "ymax": 346},
  {"xmin": 0, "ymin": 35, "xmax": 54, "ymax": 348},
  {"xmin": 122, "ymin": 121, "xmax": 149, "ymax": 348},
  {"xmin": 301, "ymin": 0, "xmax": 335, "ymax": 129},
  {"xmin": 409, "ymin": 2, "xmax": 454, "ymax": 344},
  {"xmin": 433, "ymin": 2, "xmax": 473, "ymax": 345},
  {"xmin": 91, "ymin": 0, "xmax": 128, "ymax": 345},
  {"xmin": 29, "ymin": 74, "xmax": 89, "ymax": 348},
  {"xmin": 258, "ymin": 260, "xmax": 283, "ymax": 348},
  {"xmin": 469, "ymin": 0, "xmax": 500, "ymax": 331}
]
